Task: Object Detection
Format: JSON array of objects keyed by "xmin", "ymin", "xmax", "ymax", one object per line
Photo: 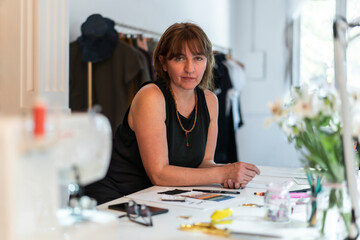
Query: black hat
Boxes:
[{"xmin": 77, "ymin": 14, "xmax": 119, "ymax": 63}]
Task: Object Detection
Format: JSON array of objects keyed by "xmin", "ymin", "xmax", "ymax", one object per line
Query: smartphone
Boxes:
[{"xmin": 108, "ymin": 202, "xmax": 169, "ymax": 216}]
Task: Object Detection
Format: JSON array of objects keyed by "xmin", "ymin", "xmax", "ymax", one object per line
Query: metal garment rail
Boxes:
[{"xmin": 114, "ymin": 22, "xmax": 232, "ymax": 54}]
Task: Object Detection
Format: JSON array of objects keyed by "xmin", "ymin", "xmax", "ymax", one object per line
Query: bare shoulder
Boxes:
[
  {"xmin": 133, "ymin": 83, "xmax": 164, "ymax": 104},
  {"xmin": 129, "ymin": 83, "xmax": 166, "ymax": 128},
  {"xmin": 204, "ymin": 89, "xmax": 218, "ymax": 104},
  {"xmin": 203, "ymin": 89, "xmax": 218, "ymax": 119}
]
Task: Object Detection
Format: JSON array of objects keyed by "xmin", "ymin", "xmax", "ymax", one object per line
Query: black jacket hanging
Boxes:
[
  {"xmin": 213, "ymin": 53, "xmax": 238, "ymax": 163},
  {"xmin": 69, "ymin": 40, "xmax": 150, "ymax": 134}
]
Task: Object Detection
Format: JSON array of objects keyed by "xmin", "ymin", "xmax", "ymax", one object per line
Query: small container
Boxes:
[{"xmin": 264, "ymin": 181, "xmax": 293, "ymax": 222}]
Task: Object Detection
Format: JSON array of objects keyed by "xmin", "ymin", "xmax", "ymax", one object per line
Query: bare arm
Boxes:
[{"xmin": 197, "ymin": 89, "xmax": 219, "ymax": 168}]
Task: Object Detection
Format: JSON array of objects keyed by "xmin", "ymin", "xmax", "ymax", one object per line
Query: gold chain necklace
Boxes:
[{"xmin": 169, "ymin": 87, "xmax": 198, "ymax": 147}]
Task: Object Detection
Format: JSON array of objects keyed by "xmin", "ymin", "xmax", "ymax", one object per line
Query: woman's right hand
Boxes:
[{"xmin": 222, "ymin": 162, "xmax": 260, "ymax": 189}]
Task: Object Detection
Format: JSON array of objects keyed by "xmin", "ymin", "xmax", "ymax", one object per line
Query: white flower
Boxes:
[
  {"xmin": 316, "ymin": 88, "xmax": 339, "ymax": 117},
  {"xmin": 281, "ymin": 114, "xmax": 304, "ymax": 138},
  {"xmin": 267, "ymin": 85, "xmax": 360, "ymax": 138},
  {"xmin": 292, "ymin": 95, "xmax": 319, "ymax": 119},
  {"xmin": 268, "ymin": 99, "xmax": 283, "ymax": 118},
  {"xmin": 267, "ymin": 99, "xmax": 289, "ymax": 125}
]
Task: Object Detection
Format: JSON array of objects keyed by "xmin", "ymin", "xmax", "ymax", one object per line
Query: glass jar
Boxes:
[
  {"xmin": 316, "ymin": 181, "xmax": 351, "ymax": 239},
  {"xmin": 264, "ymin": 184, "xmax": 292, "ymax": 222}
]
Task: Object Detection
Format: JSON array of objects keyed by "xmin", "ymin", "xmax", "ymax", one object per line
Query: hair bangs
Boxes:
[{"xmin": 166, "ymin": 30, "xmax": 207, "ymax": 60}]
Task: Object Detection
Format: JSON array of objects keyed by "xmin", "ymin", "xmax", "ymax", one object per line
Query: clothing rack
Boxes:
[
  {"xmin": 212, "ymin": 45, "xmax": 232, "ymax": 55},
  {"xmin": 114, "ymin": 22, "xmax": 232, "ymax": 54},
  {"xmin": 115, "ymin": 22, "xmax": 162, "ymax": 38}
]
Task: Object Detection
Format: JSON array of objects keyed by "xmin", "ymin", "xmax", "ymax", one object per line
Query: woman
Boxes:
[{"xmin": 85, "ymin": 22, "xmax": 260, "ymax": 205}]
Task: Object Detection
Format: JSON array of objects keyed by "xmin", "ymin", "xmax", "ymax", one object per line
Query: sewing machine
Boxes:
[{"xmin": 0, "ymin": 112, "xmax": 119, "ymax": 240}]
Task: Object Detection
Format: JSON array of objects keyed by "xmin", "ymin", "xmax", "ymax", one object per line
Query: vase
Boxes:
[{"xmin": 315, "ymin": 181, "xmax": 351, "ymax": 239}]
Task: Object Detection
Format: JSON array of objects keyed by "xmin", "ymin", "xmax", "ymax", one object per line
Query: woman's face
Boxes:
[{"xmin": 161, "ymin": 44, "xmax": 207, "ymax": 91}]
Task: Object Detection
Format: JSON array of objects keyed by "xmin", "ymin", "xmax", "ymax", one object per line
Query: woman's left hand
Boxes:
[{"xmin": 222, "ymin": 179, "xmax": 246, "ymax": 189}]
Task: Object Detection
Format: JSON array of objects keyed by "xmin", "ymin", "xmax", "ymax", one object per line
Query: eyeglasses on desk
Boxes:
[{"xmin": 118, "ymin": 200, "xmax": 153, "ymax": 227}]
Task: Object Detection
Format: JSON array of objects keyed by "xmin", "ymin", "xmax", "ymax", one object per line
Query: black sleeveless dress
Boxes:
[{"xmin": 84, "ymin": 80, "xmax": 210, "ymax": 204}]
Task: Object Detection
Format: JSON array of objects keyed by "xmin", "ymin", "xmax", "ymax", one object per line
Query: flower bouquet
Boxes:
[{"xmin": 267, "ymin": 85, "xmax": 359, "ymax": 236}]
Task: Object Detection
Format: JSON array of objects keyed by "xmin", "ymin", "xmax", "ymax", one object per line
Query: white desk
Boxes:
[{"xmin": 96, "ymin": 166, "xmax": 320, "ymax": 240}]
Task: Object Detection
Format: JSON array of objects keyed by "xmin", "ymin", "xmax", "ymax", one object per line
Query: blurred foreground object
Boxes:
[{"xmin": 0, "ymin": 111, "xmax": 118, "ymax": 240}]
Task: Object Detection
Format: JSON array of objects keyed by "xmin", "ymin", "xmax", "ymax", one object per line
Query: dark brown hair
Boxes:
[{"xmin": 153, "ymin": 22, "xmax": 214, "ymax": 90}]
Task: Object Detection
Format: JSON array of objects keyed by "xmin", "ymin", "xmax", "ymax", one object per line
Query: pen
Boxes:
[
  {"xmin": 289, "ymin": 188, "xmax": 311, "ymax": 193},
  {"xmin": 192, "ymin": 189, "xmax": 240, "ymax": 194},
  {"xmin": 231, "ymin": 231, "xmax": 282, "ymax": 239}
]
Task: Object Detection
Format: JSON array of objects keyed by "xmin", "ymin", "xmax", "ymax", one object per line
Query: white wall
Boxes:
[
  {"xmin": 69, "ymin": 0, "xmax": 301, "ymax": 168},
  {"xmin": 233, "ymin": 0, "xmax": 301, "ymax": 167},
  {"xmin": 69, "ymin": 0, "xmax": 232, "ymax": 48}
]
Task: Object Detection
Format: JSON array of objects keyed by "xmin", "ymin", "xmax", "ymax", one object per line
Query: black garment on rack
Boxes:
[
  {"xmin": 120, "ymin": 35, "xmax": 155, "ymax": 80},
  {"xmin": 138, "ymin": 48, "xmax": 155, "ymax": 80},
  {"xmin": 213, "ymin": 53, "xmax": 238, "ymax": 163},
  {"xmin": 69, "ymin": 40, "xmax": 150, "ymax": 134}
]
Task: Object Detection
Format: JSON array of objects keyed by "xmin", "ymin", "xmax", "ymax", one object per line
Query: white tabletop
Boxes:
[{"xmin": 94, "ymin": 166, "xmax": 320, "ymax": 240}]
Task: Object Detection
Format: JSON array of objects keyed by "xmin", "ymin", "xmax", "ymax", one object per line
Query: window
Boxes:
[
  {"xmin": 347, "ymin": 0, "xmax": 360, "ymax": 88},
  {"xmin": 297, "ymin": 0, "xmax": 360, "ymax": 88},
  {"xmin": 299, "ymin": 0, "xmax": 336, "ymax": 87}
]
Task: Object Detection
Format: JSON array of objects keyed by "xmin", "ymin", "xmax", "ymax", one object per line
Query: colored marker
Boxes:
[
  {"xmin": 254, "ymin": 192, "xmax": 265, "ymax": 196},
  {"xmin": 289, "ymin": 192, "xmax": 310, "ymax": 198},
  {"xmin": 253, "ymin": 192, "xmax": 309, "ymax": 198}
]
